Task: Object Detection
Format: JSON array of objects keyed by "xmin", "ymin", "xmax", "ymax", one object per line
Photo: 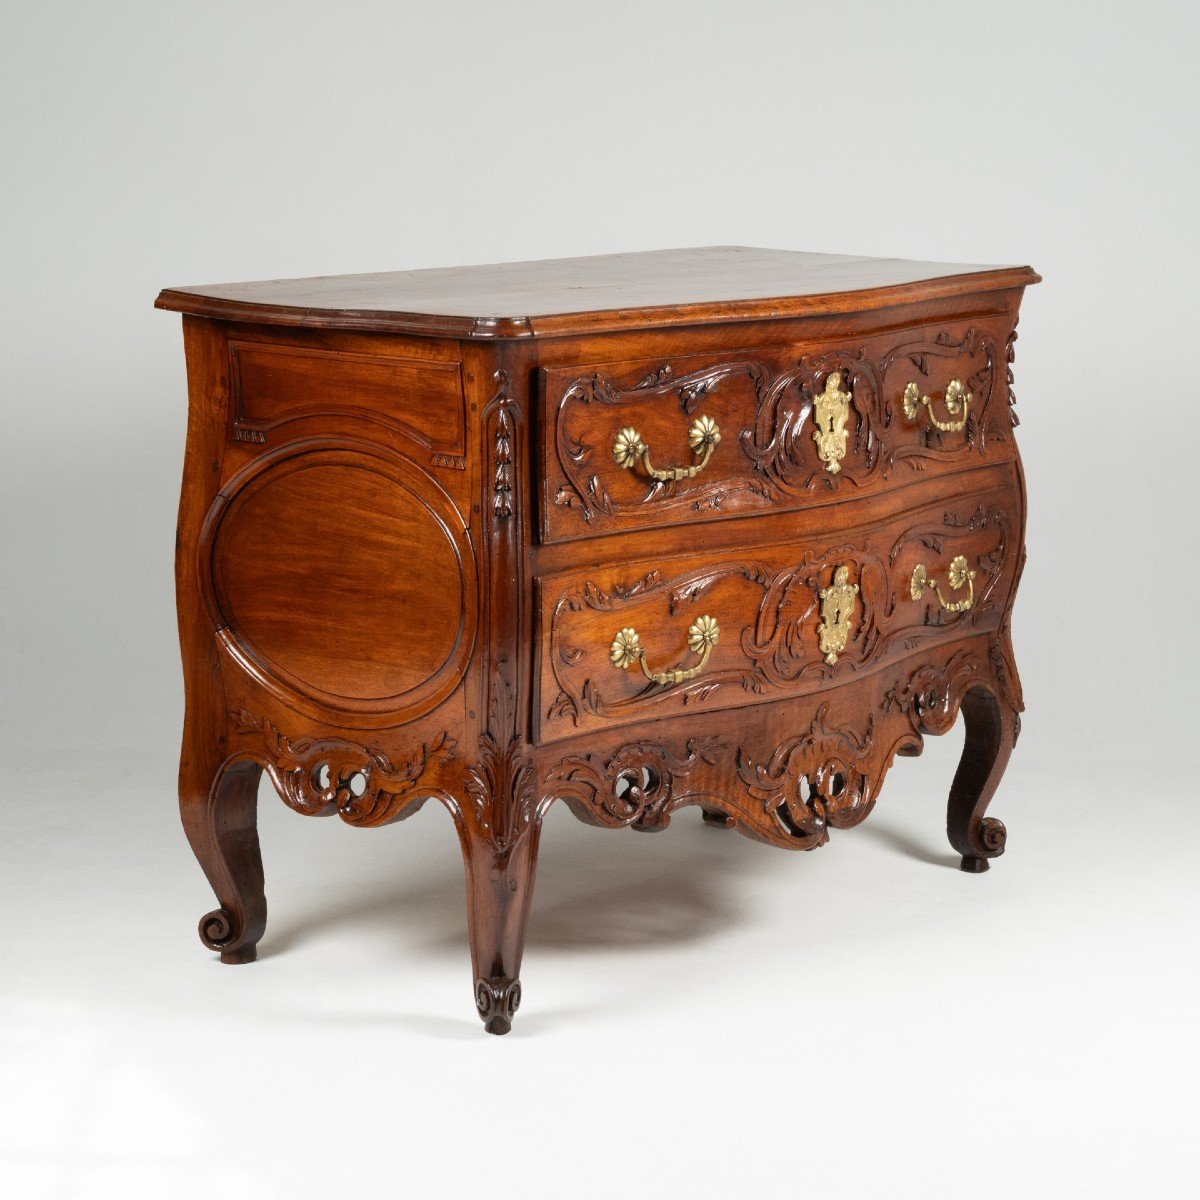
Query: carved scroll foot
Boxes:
[
  {"xmin": 457, "ymin": 815, "xmax": 542, "ymax": 1036},
  {"xmin": 700, "ymin": 805, "xmax": 735, "ymax": 829},
  {"xmin": 475, "ymin": 976, "xmax": 522, "ymax": 1035},
  {"xmin": 180, "ymin": 756, "xmax": 267, "ymax": 963},
  {"xmin": 948, "ymin": 686, "xmax": 1016, "ymax": 874}
]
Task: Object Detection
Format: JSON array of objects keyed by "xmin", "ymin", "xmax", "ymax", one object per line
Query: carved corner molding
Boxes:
[{"xmin": 232, "ymin": 710, "xmax": 456, "ymax": 827}]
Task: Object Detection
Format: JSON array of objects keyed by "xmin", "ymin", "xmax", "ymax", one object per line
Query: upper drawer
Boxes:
[{"xmin": 538, "ymin": 317, "xmax": 1014, "ymax": 543}]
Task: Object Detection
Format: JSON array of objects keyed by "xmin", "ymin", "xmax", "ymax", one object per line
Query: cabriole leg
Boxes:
[
  {"xmin": 179, "ymin": 753, "xmax": 266, "ymax": 963},
  {"xmin": 948, "ymin": 685, "xmax": 1017, "ymax": 874},
  {"xmin": 457, "ymin": 817, "xmax": 542, "ymax": 1035}
]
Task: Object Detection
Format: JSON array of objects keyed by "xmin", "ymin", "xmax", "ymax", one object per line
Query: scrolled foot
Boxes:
[
  {"xmin": 701, "ymin": 806, "xmax": 735, "ymax": 829},
  {"xmin": 199, "ymin": 907, "xmax": 259, "ymax": 963},
  {"xmin": 475, "ymin": 975, "xmax": 522, "ymax": 1035},
  {"xmin": 959, "ymin": 817, "xmax": 1007, "ymax": 873}
]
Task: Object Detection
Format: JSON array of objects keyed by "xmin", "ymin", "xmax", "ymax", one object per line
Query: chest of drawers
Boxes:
[{"xmin": 157, "ymin": 247, "xmax": 1039, "ymax": 1033}]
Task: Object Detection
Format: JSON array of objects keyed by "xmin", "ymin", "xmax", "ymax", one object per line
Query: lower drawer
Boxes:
[{"xmin": 535, "ymin": 485, "xmax": 1020, "ymax": 744}]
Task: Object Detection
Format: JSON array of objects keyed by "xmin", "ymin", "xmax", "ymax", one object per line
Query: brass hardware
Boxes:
[
  {"xmin": 612, "ymin": 415, "xmax": 720, "ymax": 482},
  {"xmin": 610, "ymin": 615, "xmax": 719, "ymax": 685},
  {"xmin": 812, "ymin": 371, "xmax": 853, "ymax": 473},
  {"xmin": 910, "ymin": 554, "xmax": 976, "ymax": 612},
  {"xmin": 817, "ymin": 565, "xmax": 860, "ymax": 665},
  {"xmin": 902, "ymin": 378, "xmax": 971, "ymax": 433}
]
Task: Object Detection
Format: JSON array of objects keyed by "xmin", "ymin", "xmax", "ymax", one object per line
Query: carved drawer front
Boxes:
[
  {"xmin": 536, "ymin": 487, "xmax": 1020, "ymax": 743},
  {"xmin": 539, "ymin": 319, "xmax": 1014, "ymax": 543}
]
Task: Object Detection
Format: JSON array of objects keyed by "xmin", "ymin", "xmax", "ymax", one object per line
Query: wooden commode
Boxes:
[{"xmin": 157, "ymin": 247, "xmax": 1039, "ymax": 1033}]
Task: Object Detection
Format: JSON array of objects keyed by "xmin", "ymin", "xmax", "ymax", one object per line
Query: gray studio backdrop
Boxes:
[{"xmin": 2, "ymin": 0, "xmax": 1197, "ymax": 810}]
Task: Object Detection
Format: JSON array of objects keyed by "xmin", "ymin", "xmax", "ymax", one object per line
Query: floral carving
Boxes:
[
  {"xmin": 488, "ymin": 369, "xmax": 516, "ymax": 518},
  {"xmin": 233, "ymin": 710, "xmax": 455, "ymax": 827},
  {"xmin": 1005, "ymin": 317, "xmax": 1020, "ymax": 428}
]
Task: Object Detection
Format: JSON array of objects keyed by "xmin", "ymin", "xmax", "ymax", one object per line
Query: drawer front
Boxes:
[
  {"xmin": 536, "ymin": 483, "xmax": 1020, "ymax": 743},
  {"xmin": 539, "ymin": 317, "xmax": 1013, "ymax": 543}
]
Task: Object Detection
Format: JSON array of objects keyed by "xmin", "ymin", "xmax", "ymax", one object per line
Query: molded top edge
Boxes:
[{"xmin": 155, "ymin": 246, "xmax": 1040, "ymax": 339}]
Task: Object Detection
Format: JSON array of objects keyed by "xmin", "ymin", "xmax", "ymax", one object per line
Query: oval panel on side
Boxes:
[{"xmin": 206, "ymin": 443, "xmax": 475, "ymax": 720}]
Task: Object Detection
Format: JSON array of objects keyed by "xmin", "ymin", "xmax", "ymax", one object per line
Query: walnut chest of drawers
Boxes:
[{"xmin": 157, "ymin": 246, "xmax": 1039, "ymax": 1034}]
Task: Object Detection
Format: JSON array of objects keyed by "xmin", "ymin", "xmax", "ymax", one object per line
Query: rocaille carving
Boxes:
[
  {"xmin": 233, "ymin": 710, "xmax": 455, "ymax": 827},
  {"xmin": 542, "ymin": 643, "xmax": 1015, "ymax": 855},
  {"xmin": 549, "ymin": 326, "xmax": 1004, "ymax": 531},
  {"xmin": 546, "ymin": 501, "xmax": 1011, "ymax": 729},
  {"xmin": 546, "ymin": 736, "xmax": 726, "ymax": 833},
  {"xmin": 735, "ymin": 705, "xmax": 876, "ymax": 848},
  {"xmin": 165, "ymin": 250, "xmax": 1034, "ymax": 1037}
]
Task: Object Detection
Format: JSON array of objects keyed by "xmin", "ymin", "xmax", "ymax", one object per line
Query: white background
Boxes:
[{"xmin": 2, "ymin": 2, "xmax": 1197, "ymax": 1197}]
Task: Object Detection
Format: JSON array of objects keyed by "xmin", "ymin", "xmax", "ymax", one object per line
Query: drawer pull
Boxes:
[
  {"xmin": 609, "ymin": 615, "xmax": 720, "ymax": 685},
  {"xmin": 910, "ymin": 554, "xmax": 976, "ymax": 612},
  {"xmin": 612, "ymin": 415, "xmax": 720, "ymax": 483},
  {"xmin": 902, "ymin": 378, "xmax": 971, "ymax": 433}
]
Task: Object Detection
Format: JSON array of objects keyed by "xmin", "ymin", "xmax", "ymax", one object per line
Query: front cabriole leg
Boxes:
[
  {"xmin": 455, "ymin": 780, "xmax": 542, "ymax": 1035},
  {"xmin": 463, "ymin": 356, "xmax": 541, "ymax": 1034}
]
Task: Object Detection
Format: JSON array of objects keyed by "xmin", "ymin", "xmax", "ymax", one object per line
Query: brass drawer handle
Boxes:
[
  {"xmin": 610, "ymin": 615, "xmax": 719, "ymax": 685},
  {"xmin": 910, "ymin": 554, "xmax": 976, "ymax": 612},
  {"xmin": 902, "ymin": 378, "xmax": 971, "ymax": 433},
  {"xmin": 612, "ymin": 415, "xmax": 720, "ymax": 482}
]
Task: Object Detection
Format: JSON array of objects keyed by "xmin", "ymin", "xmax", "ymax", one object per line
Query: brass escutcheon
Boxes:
[
  {"xmin": 902, "ymin": 378, "xmax": 971, "ymax": 433},
  {"xmin": 610, "ymin": 615, "xmax": 719, "ymax": 685},
  {"xmin": 816, "ymin": 564, "xmax": 860, "ymax": 665},
  {"xmin": 812, "ymin": 371, "xmax": 853, "ymax": 473},
  {"xmin": 612, "ymin": 415, "xmax": 720, "ymax": 483}
]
